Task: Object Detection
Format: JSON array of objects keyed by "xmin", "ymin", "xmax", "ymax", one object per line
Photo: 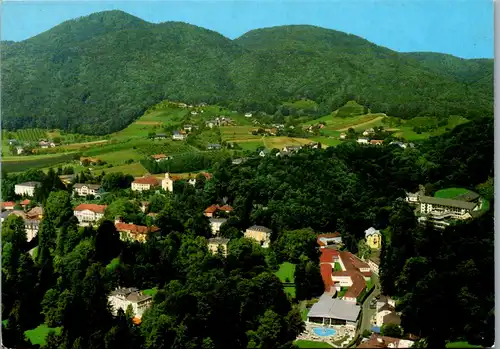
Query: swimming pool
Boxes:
[{"xmin": 312, "ymin": 327, "xmax": 337, "ymax": 337}]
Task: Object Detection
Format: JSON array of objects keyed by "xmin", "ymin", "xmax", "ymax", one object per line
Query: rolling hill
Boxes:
[{"xmin": 1, "ymin": 10, "xmax": 493, "ymax": 135}]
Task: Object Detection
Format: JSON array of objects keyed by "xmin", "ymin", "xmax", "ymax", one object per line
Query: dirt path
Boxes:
[{"xmin": 335, "ymin": 116, "xmax": 384, "ymax": 131}]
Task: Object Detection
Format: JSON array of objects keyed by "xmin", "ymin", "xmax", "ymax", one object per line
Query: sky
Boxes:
[{"xmin": 0, "ymin": 0, "xmax": 494, "ymax": 59}]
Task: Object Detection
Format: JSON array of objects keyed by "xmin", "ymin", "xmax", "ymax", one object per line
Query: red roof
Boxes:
[
  {"xmin": 204, "ymin": 204, "xmax": 218, "ymax": 214},
  {"xmin": 218, "ymin": 204, "xmax": 233, "ymax": 212},
  {"xmin": 320, "ymin": 264, "xmax": 335, "ymax": 291},
  {"xmin": 115, "ymin": 222, "xmax": 160, "ymax": 235},
  {"xmin": 74, "ymin": 204, "xmax": 107, "ymax": 214},
  {"xmin": 343, "ymin": 273, "xmax": 366, "ymax": 299},
  {"xmin": 132, "ymin": 317, "xmax": 142, "ymax": 325},
  {"xmin": 370, "ymin": 140, "xmax": 384, "ymax": 145},
  {"xmin": 133, "ymin": 176, "xmax": 159, "ymax": 186},
  {"xmin": 151, "ymin": 154, "xmax": 167, "ymax": 159},
  {"xmin": 2, "ymin": 202, "xmax": 15, "ymax": 208},
  {"xmin": 320, "ymin": 249, "xmax": 339, "ymax": 263},
  {"xmin": 20, "ymin": 199, "xmax": 31, "ymax": 206}
]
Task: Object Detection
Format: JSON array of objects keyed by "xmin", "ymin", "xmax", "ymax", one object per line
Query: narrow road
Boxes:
[{"xmin": 359, "ymin": 274, "xmax": 381, "ymax": 334}]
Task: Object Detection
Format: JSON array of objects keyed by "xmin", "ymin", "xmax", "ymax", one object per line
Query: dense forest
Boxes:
[
  {"xmin": 1, "ymin": 117, "xmax": 493, "ymax": 348},
  {"xmin": 2, "ymin": 10, "xmax": 493, "ymax": 134}
]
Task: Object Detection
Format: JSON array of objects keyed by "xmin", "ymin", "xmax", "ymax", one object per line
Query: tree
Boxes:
[
  {"xmin": 95, "ymin": 220, "xmax": 121, "ymax": 264},
  {"xmin": 105, "ymin": 199, "xmax": 143, "ymax": 225},
  {"xmin": 44, "ymin": 191, "xmax": 74, "ymax": 228},
  {"xmin": 273, "ymin": 228, "xmax": 318, "ymax": 263},
  {"xmin": 381, "ymin": 323, "xmax": 402, "ymax": 338},
  {"xmin": 1, "ymin": 215, "xmax": 27, "ymax": 247},
  {"xmin": 357, "ymin": 239, "xmax": 371, "ymax": 260}
]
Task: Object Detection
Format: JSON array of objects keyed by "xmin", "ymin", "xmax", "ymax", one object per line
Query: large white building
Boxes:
[
  {"xmin": 108, "ymin": 287, "xmax": 153, "ymax": 319},
  {"xmin": 14, "ymin": 182, "xmax": 41, "ymax": 197},
  {"xmin": 244, "ymin": 225, "xmax": 272, "ymax": 248},
  {"xmin": 73, "ymin": 204, "xmax": 107, "ymax": 226},
  {"xmin": 73, "ymin": 183, "xmax": 101, "ymax": 197}
]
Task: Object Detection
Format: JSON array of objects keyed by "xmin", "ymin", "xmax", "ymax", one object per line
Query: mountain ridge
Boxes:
[{"xmin": 1, "ymin": 10, "xmax": 493, "ymax": 135}]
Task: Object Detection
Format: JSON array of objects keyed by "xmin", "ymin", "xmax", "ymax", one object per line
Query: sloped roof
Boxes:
[
  {"xmin": 115, "ymin": 222, "xmax": 160, "ymax": 235},
  {"xmin": 74, "ymin": 204, "xmax": 107, "ymax": 214},
  {"xmin": 133, "ymin": 176, "xmax": 159, "ymax": 186},
  {"xmin": 419, "ymin": 195, "xmax": 477, "ymax": 210},
  {"xmin": 308, "ymin": 293, "xmax": 360, "ymax": 321}
]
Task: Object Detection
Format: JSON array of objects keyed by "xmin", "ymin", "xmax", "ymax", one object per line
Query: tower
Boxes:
[{"xmin": 161, "ymin": 173, "xmax": 173, "ymax": 192}]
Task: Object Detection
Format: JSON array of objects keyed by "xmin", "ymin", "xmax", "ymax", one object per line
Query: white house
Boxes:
[
  {"xmin": 74, "ymin": 204, "xmax": 107, "ymax": 226},
  {"xmin": 14, "ymin": 182, "xmax": 41, "ymax": 197},
  {"xmin": 244, "ymin": 113, "xmax": 252, "ymax": 117},
  {"xmin": 357, "ymin": 138, "xmax": 369, "ymax": 144},
  {"xmin": 73, "ymin": 183, "xmax": 101, "ymax": 197},
  {"xmin": 131, "ymin": 176, "xmax": 160, "ymax": 192},
  {"xmin": 108, "ymin": 287, "xmax": 153, "ymax": 319},
  {"xmin": 209, "ymin": 218, "xmax": 227, "ymax": 235},
  {"xmin": 172, "ymin": 131, "xmax": 187, "ymax": 141},
  {"xmin": 15, "ymin": 146, "xmax": 24, "ymax": 155}
]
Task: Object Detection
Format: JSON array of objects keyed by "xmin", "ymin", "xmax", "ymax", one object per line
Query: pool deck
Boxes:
[{"xmin": 296, "ymin": 322, "xmax": 356, "ymax": 348}]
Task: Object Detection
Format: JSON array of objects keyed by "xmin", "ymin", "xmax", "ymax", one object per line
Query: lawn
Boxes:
[
  {"xmin": 95, "ymin": 149, "xmax": 144, "ymax": 165},
  {"xmin": 25, "ymin": 324, "xmax": 62, "ymax": 346},
  {"xmin": 3, "ymin": 153, "xmax": 77, "ymax": 173},
  {"xmin": 142, "ymin": 288, "xmax": 158, "ymax": 297},
  {"xmin": 264, "ymin": 137, "xmax": 311, "ymax": 150},
  {"xmin": 275, "ymin": 262, "xmax": 296, "ymax": 283},
  {"xmin": 99, "ymin": 162, "xmax": 148, "ymax": 177},
  {"xmin": 446, "ymin": 341, "xmax": 482, "ymax": 348},
  {"xmin": 220, "ymin": 126, "xmax": 260, "ymax": 141},
  {"xmin": 434, "ymin": 188, "xmax": 470, "ymax": 199},
  {"xmin": 295, "ymin": 340, "xmax": 333, "ymax": 348},
  {"xmin": 106, "ymin": 257, "xmax": 121, "ymax": 271},
  {"xmin": 333, "ymin": 262, "xmax": 342, "ymax": 272},
  {"xmin": 234, "ymin": 140, "xmax": 264, "ymax": 151}
]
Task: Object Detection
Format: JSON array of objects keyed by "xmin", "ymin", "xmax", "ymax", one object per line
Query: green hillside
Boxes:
[{"xmin": 1, "ymin": 10, "xmax": 493, "ymax": 135}]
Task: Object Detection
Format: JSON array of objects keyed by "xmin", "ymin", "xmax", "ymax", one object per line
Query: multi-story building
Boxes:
[
  {"xmin": 108, "ymin": 287, "xmax": 153, "ymax": 319},
  {"xmin": 244, "ymin": 225, "xmax": 272, "ymax": 248},
  {"xmin": 73, "ymin": 204, "xmax": 107, "ymax": 226},
  {"xmin": 131, "ymin": 176, "xmax": 160, "ymax": 192},
  {"xmin": 207, "ymin": 237, "xmax": 230, "ymax": 257},
  {"xmin": 209, "ymin": 218, "xmax": 227, "ymax": 235},
  {"xmin": 14, "ymin": 182, "xmax": 41, "ymax": 197},
  {"xmin": 115, "ymin": 219, "xmax": 160, "ymax": 243},
  {"xmin": 364, "ymin": 227, "xmax": 382, "ymax": 250},
  {"xmin": 73, "ymin": 183, "xmax": 101, "ymax": 197}
]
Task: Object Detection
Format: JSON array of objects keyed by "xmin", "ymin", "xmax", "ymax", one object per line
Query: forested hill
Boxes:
[{"xmin": 2, "ymin": 10, "xmax": 493, "ymax": 135}]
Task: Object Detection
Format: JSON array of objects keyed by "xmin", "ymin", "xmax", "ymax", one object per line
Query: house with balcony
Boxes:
[
  {"xmin": 74, "ymin": 204, "xmax": 107, "ymax": 226},
  {"xmin": 73, "ymin": 183, "xmax": 101, "ymax": 197},
  {"xmin": 108, "ymin": 287, "xmax": 153, "ymax": 319}
]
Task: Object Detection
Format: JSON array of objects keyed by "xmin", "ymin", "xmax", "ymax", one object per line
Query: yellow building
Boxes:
[
  {"xmin": 208, "ymin": 238, "xmax": 230, "ymax": 257},
  {"xmin": 364, "ymin": 227, "xmax": 382, "ymax": 250},
  {"xmin": 244, "ymin": 225, "xmax": 272, "ymax": 248}
]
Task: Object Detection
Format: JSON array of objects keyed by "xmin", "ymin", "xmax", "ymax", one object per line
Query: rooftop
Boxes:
[
  {"xmin": 208, "ymin": 237, "xmax": 230, "ymax": 245},
  {"xmin": 308, "ymin": 293, "xmax": 361, "ymax": 322},
  {"xmin": 74, "ymin": 204, "xmax": 107, "ymax": 214},
  {"xmin": 133, "ymin": 176, "xmax": 160, "ymax": 186},
  {"xmin": 247, "ymin": 225, "xmax": 272, "ymax": 233},
  {"xmin": 74, "ymin": 183, "xmax": 101, "ymax": 189},
  {"xmin": 16, "ymin": 181, "xmax": 41, "ymax": 187},
  {"xmin": 115, "ymin": 222, "xmax": 160, "ymax": 235},
  {"xmin": 419, "ymin": 195, "xmax": 477, "ymax": 210},
  {"xmin": 110, "ymin": 287, "xmax": 152, "ymax": 303}
]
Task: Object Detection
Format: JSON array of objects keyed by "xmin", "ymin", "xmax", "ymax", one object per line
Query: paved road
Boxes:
[{"xmin": 359, "ymin": 273, "xmax": 381, "ymax": 334}]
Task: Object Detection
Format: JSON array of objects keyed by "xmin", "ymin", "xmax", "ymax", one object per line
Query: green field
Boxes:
[
  {"xmin": 446, "ymin": 341, "xmax": 482, "ymax": 348},
  {"xmin": 275, "ymin": 262, "xmax": 296, "ymax": 282},
  {"xmin": 142, "ymin": 288, "xmax": 158, "ymax": 297},
  {"xmin": 434, "ymin": 188, "xmax": 471, "ymax": 199},
  {"xmin": 25, "ymin": 324, "xmax": 62, "ymax": 346},
  {"xmin": 99, "ymin": 163, "xmax": 148, "ymax": 177},
  {"xmin": 295, "ymin": 340, "xmax": 333, "ymax": 348},
  {"xmin": 3, "ymin": 153, "xmax": 77, "ymax": 173}
]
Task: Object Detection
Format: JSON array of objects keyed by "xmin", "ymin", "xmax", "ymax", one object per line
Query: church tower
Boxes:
[{"xmin": 161, "ymin": 173, "xmax": 173, "ymax": 192}]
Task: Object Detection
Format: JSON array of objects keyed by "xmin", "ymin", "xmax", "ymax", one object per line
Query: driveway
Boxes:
[{"xmin": 359, "ymin": 274, "xmax": 381, "ymax": 334}]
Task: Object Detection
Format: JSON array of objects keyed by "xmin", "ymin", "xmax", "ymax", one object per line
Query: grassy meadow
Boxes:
[{"xmin": 2, "ymin": 100, "xmax": 470, "ymax": 176}]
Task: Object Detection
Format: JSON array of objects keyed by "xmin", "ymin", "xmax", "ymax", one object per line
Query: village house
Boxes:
[
  {"xmin": 15, "ymin": 146, "xmax": 24, "ymax": 155},
  {"xmin": 190, "ymin": 111, "xmax": 198, "ymax": 115},
  {"xmin": 205, "ymin": 120, "xmax": 217, "ymax": 128},
  {"xmin": 20, "ymin": 199, "xmax": 31, "ymax": 208},
  {"xmin": 108, "ymin": 287, "xmax": 153, "ymax": 320},
  {"xmin": 183, "ymin": 125, "xmax": 193, "ymax": 132},
  {"xmin": 370, "ymin": 140, "xmax": 384, "ymax": 146},
  {"xmin": 14, "ymin": 181, "xmax": 41, "ymax": 197},
  {"xmin": 317, "ymin": 232, "xmax": 343, "ymax": 249},
  {"xmin": 282, "ymin": 145, "xmax": 302, "ymax": 153},
  {"xmin": 151, "ymin": 154, "xmax": 171, "ymax": 162},
  {"xmin": 365, "ymin": 227, "xmax": 382, "ymax": 249},
  {"xmin": 2, "ymin": 201, "xmax": 15, "ymax": 210},
  {"xmin": 209, "ymin": 218, "xmax": 227, "ymax": 235},
  {"xmin": 131, "ymin": 176, "xmax": 160, "ymax": 192},
  {"xmin": 320, "ymin": 249, "xmax": 372, "ymax": 303},
  {"xmin": 73, "ymin": 183, "xmax": 101, "ymax": 197},
  {"xmin": 172, "ymin": 130, "xmax": 187, "ymax": 141},
  {"xmin": 357, "ymin": 138, "xmax": 369, "ymax": 144},
  {"xmin": 244, "ymin": 225, "xmax": 272, "ymax": 248},
  {"xmin": 357, "ymin": 334, "xmax": 414, "ymax": 348},
  {"xmin": 74, "ymin": 204, "xmax": 107, "ymax": 226},
  {"xmin": 79, "ymin": 157, "xmax": 101, "ymax": 166},
  {"xmin": 259, "ymin": 149, "xmax": 270, "ymax": 157},
  {"xmin": 207, "ymin": 144, "xmax": 221, "ymax": 150},
  {"xmin": 114, "ymin": 219, "xmax": 160, "ymax": 243},
  {"xmin": 362, "ymin": 128, "xmax": 375, "ymax": 137},
  {"xmin": 154, "ymin": 133, "xmax": 167, "ymax": 140},
  {"xmin": 207, "ymin": 237, "xmax": 230, "ymax": 257},
  {"xmin": 339, "ymin": 133, "xmax": 347, "ymax": 140},
  {"xmin": 307, "ymin": 293, "xmax": 361, "ymax": 327},
  {"xmin": 244, "ymin": 113, "xmax": 253, "ymax": 117},
  {"xmin": 204, "ymin": 204, "xmax": 233, "ymax": 218},
  {"xmin": 232, "ymin": 158, "xmax": 247, "ymax": 165},
  {"xmin": 6, "ymin": 210, "xmax": 41, "ymax": 241},
  {"xmin": 39, "ymin": 140, "xmax": 56, "ymax": 148},
  {"xmin": 26, "ymin": 206, "xmax": 43, "ymax": 219}
]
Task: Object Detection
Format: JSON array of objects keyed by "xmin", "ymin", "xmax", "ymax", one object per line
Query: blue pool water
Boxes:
[{"xmin": 312, "ymin": 327, "xmax": 337, "ymax": 337}]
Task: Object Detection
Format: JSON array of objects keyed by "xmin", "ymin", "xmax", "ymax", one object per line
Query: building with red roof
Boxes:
[
  {"xmin": 203, "ymin": 204, "xmax": 233, "ymax": 218},
  {"xmin": 317, "ymin": 232, "xmax": 343, "ymax": 248},
  {"xmin": 131, "ymin": 176, "xmax": 160, "ymax": 192},
  {"xmin": 74, "ymin": 204, "xmax": 107, "ymax": 226},
  {"xmin": 320, "ymin": 249, "xmax": 372, "ymax": 303},
  {"xmin": 1, "ymin": 202, "xmax": 15, "ymax": 210},
  {"xmin": 115, "ymin": 218, "xmax": 160, "ymax": 243}
]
